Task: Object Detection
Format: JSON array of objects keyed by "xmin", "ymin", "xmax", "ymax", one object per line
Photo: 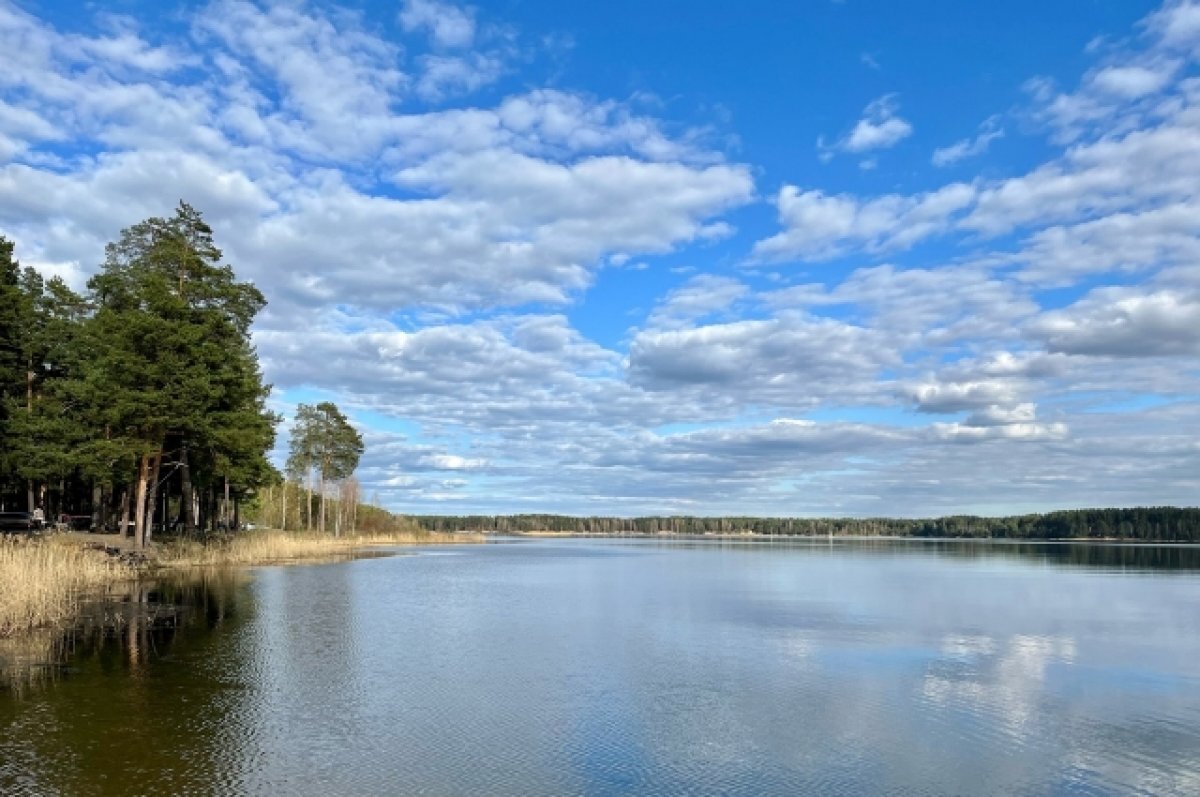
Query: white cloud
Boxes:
[
  {"xmin": 1147, "ymin": 0, "xmax": 1200, "ymax": 49},
  {"xmin": 1017, "ymin": 200, "xmax": 1200, "ymax": 285},
  {"xmin": 2, "ymin": 0, "xmax": 1199, "ymax": 516},
  {"xmin": 197, "ymin": 0, "xmax": 407, "ymax": 160},
  {"xmin": 752, "ymin": 183, "xmax": 975, "ymax": 261},
  {"xmin": 932, "ymin": 116, "xmax": 1004, "ymax": 167},
  {"xmin": 930, "ymin": 420, "xmax": 1068, "ymax": 443},
  {"xmin": 418, "ymin": 454, "xmax": 488, "ymax": 470},
  {"xmin": 1030, "ymin": 288, "xmax": 1200, "ymax": 357},
  {"xmin": 903, "ymin": 379, "xmax": 1023, "ymax": 414},
  {"xmin": 646, "ymin": 275, "xmax": 749, "ymax": 329},
  {"xmin": 628, "ymin": 313, "xmax": 896, "ymax": 408},
  {"xmin": 400, "ymin": 0, "xmax": 476, "ymax": 49},
  {"xmin": 414, "ymin": 53, "xmax": 504, "ymax": 101},
  {"xmin": 841, "ymin": 93, "xmax": 913, "ymax": 153},
  {"xmin": 1091, "ymin": 64, "xmax": 1175, "ymax": 97}
]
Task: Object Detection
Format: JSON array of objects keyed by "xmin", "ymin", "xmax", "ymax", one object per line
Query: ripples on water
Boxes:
[{"xmin": 3, "ymin": 538, "xmax": 1200, "ymax": 795}]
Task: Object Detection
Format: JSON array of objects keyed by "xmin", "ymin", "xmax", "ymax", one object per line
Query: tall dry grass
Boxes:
[
  {"xmin": 346, "ymin": 529, "xmax": 477, "ymax": 546},
  {"xmin": 0, "ymin": 536, "xmax": 135, "ymax": 637},
  {"xmin": 154, "ymin": 528, "xmax": 478, "ymax": 568},
  {"xmin": 155, "ymin": 531, "xmax": 356, "ymax": 567},
  {"xmin": 0, "ymin": 528, "xmax": 478, "ymax": 639}
]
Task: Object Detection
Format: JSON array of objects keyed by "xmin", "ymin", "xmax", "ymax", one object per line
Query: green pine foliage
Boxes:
[
  {"xmin": 0, "ymin": 204, "xmax": 281, "ymax": 544},
  {"xmin": 287, "ymin": 401, "xmax": 364, "ymax": 535}
]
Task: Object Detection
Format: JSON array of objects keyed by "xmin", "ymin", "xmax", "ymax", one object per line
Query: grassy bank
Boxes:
[
  {"xmin": 155, "ymin": 528, "xmax": 477, "ymax": 567},
  {"xmin": 0, "ymin": 528, "xmax": 479, "ymax": 638},
  {"xmin": 0, "ymin": 536, "xmax": 136, "ymax": 638}
]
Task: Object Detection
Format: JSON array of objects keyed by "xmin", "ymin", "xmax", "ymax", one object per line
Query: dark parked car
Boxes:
[{"xmin": 0, "ymin": 511, "xmax": 39, "ymax": 534}]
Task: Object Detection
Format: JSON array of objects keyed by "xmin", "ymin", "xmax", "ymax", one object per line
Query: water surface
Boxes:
[{"xmin": 3, "ymin": 537, "xmax": 1200, "ymax": 795}]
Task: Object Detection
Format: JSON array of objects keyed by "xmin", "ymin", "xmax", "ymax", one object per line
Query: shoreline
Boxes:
[
  {"xmin": 0, "ymin": 528, "xmax": 482, "ymax": 640},
  {"xmin": 504, "ymin": 530, "xmax": 1200, "ymax": 545}
]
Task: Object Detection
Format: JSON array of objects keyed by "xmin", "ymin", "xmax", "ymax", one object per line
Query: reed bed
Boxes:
[
  {"xmin": 0, "ymin": 535, "xmax": 135, "ymax": 638},
  {"xmin": 0, "ymin": 528, "xmax": 478, "ymax": 640},
  {"xmin": 347, "ymin": 529, "xmax": 478, "ymax": 546},
  {"xmin": 155, "ymin": 528, "xmax": 478, "ymax": 568},
  {"xmin": 155, "ymin": 531, "xmax": 356, "ymax": 567}
]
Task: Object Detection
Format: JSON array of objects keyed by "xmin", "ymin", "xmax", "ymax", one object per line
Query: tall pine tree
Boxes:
[{"xmin": 85, "ymin": 202, "xmax": 277, "ymax": 546}]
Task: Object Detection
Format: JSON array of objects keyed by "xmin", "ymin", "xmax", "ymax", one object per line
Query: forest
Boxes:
[
  {"xmin": 415, "ymin": 507, "xmax": 1200, "ymax": 541},
  {"xmin": 0, "ymin": 204, "xmax": 279, "ymax": 547}
]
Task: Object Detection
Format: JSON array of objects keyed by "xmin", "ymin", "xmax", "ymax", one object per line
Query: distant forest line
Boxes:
[{"xmin": 415, "ymin": 507, "xmax": 1200, "ymax": 542}]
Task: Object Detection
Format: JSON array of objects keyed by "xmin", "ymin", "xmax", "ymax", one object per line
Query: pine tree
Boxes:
[
  {"xmin": 288, "ymin": 402, "xmax": 363, "ymax": 535},
  {"xmin": 85, "ymin": 202, "xmax": 277, "ymax": 546}
]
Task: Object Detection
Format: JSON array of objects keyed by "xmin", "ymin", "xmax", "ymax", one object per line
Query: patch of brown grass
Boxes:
[
  {"xmin": 153, "ymin": 528, "xmax": 479, "ymax": 568},
  {"xmin": 154, "ymin": 531, "xmax": 354, "ymax": 567},
  {"xmin": 0, "ymin": 536, "xmax": 136, "ymax": 637},
  {"xmin": 346, "ymin": 529, "xmax": 480, "ymax": 546}
]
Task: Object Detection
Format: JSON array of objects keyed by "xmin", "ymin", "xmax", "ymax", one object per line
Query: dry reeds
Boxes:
[
  {"xmin": 346, "ymin": 529, "xmax": 478, "ymax": 546},
  {"xmin": 155, "ymin": 531, "xmax": 356, "ymax": 567},
  {"xmin": 0, "ymin": 528, "xmax": 479, "ymax": 641},
  {"xmin": 0, "ymin": 535, "xmax": 136, "ymax": 638},
  {"xmin": 154, "ymin": 528, "xmax": 478, "ymax": 568}
]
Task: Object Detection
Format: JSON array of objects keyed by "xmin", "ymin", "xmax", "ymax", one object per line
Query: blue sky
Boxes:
[{"xmin": 1, "ymin": 0, "xmax": 1198, "ymax": 516}]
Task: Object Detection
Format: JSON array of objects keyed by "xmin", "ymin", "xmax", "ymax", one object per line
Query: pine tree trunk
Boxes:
[
  {"xmin": 223, "ymin": 477, "xmax": 230, "ymax": 530},
  {"xmin": 91, "ymin": 482, "xmax": 103, "ymax": 532},
  {"xmin": 179, "ymin": 445, "xmax": 192, "ymax": 530},
  {"xmin": 133, "ymin": 454, "xmax": 150, "ymax": 548},
  {"xmin": 306, "ymin": 467, "xmax": 313, "ymax": 532},
  {"xmin": 24, "ymin": 359, "xmax": 35, "ymax": 512},
  {"xmin": 281, "ymin": 482, "xmax": 287, "ymax": 531},
  {"xmin": 197, "ymin": 489, "xmax": 207, "ymax": 534},
  {"xmin": 144, "ymin": 450, "xmax": 162, "ymax": 545},
  {"xmin": 118, "ymin": 487, "xmax": 131, "ymax": 536},
  {"xmin": 319, "ymin": 469, "xmax": 326, "ymax": 535}
]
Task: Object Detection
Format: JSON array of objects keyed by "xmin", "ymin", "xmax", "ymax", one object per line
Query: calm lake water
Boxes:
[{"xmin": 3, "ymin": 537, "xmax": 1200, "ymax": 795}]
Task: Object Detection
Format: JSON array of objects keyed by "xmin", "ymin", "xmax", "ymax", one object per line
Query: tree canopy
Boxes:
[
  {"xmin": 0, "ymin": 203, "xmax": 279, "ymax": 545},
  {"xmin": 287, "ymin": 401, "xmax": 363, "ymax": 535}
]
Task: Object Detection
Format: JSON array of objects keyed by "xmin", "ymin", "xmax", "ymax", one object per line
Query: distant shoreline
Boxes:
[
  {"xmin": 417, "ymin": 507, "xmax": 1200, "ymax": 543},
  {"xmin": 498, "ymin": 530, "xmax": 1200, "ymax": 545}
]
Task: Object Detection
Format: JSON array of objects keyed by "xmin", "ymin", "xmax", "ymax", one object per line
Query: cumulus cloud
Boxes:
[
  {"xmin": 399, "ymin": 0, "xmax": 476, "ymax": 49},
  {"xmin": 752, "ymin": 183, "xmax": 975, "ymax": 261},
  {"xmin": 628, "ymin": 314, "xmax": 895, "ymax": 408},
  {"xmin": 1030, "ymin": 288, "xmax": 1200, "ymax": 357},
  {"xmin": 838, "ymin": 93, "xmax": 913, "ymax": 153},
  {"xmin": 413, "ymin": 52, "xmax": 504, "ymax": 101},
  {"xmin": 2, "ymin": 0, "xmax": 1200, "ymax": 515},
  {"xmin": 1091, "ymin": 64, "xmax": 1175, "ymax": 97},
  {"xmin": 197, "ymin": 0, "xmax": 408, "ymax": 160},
  {"xmin": 645, "ymin": 275, "xmax": 749, "ymax": 329}
]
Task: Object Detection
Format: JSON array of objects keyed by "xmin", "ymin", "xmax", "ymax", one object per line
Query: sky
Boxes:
[{"xmin": 1, "ymin": 0, "xmax": 1198, "ymax": 517}]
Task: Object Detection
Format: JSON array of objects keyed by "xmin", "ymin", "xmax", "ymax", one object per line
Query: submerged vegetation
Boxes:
[{"xmin": 417, "ymin": 506, "xmax": 1200, "ymax": 542}]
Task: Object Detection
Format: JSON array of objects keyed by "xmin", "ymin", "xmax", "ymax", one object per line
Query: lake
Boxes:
[{"xmin": 3, "ymin": 537, "xmax": 1200, "ymax": 795}]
